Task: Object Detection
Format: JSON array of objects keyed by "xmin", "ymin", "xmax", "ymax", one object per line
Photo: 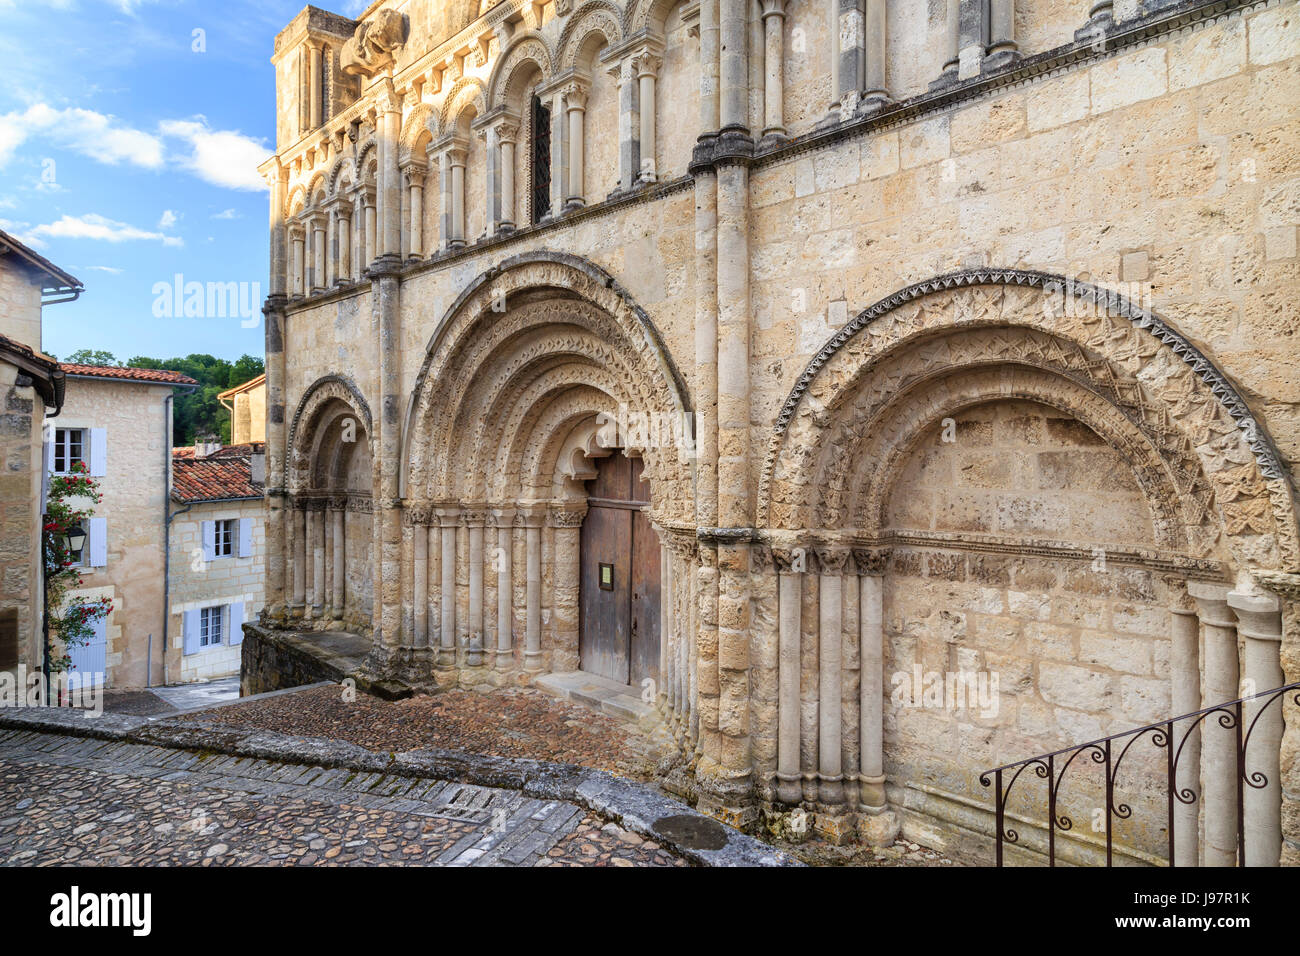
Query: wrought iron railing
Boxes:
[{"xmin": 980, "ymin": 681, "xmax": 1299, "ymax": 866}]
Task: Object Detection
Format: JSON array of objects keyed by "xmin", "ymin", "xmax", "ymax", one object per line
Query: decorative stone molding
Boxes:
[
  {"xmin": 341, "ymin": 8, "xmax": 406, "ymax": 79},
  {"xmin": 758, "ymin": 270, "xmax": 1298, "ymax": 573}
]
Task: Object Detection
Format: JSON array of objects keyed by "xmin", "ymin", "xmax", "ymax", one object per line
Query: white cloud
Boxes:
[
  {"xmin": 158, "ymin": 209, "xmax": 179, "ymax": 229},
  {"xmin": 160, "ymin": 118, "xmax": 270, "ymax": 192},
  {"xmin": 23, "ymin": 213, "xmax": 183, "ymax": 248},
  {"xmin": 81, "ymin": 265, "xmax": 125, "ymax": 274},
  {"xmin": 0, "ymin": 105, "xmax": 270, "ymax": 192},
  {"xmin": 211, "ymin": 208, "xmax": 241, "ymax": 220},
  {"xmin": 0, "ymin": 104, "xmax": 165, "ymax": 168}
]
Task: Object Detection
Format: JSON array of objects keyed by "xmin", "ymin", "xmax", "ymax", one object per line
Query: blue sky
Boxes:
[{"xmin": 0, "ymin": 0, "xmax": 364, "ymax": 363}]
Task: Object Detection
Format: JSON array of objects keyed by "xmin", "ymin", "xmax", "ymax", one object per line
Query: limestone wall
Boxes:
[
  {"xmin": 167, "ymin": 497, "xmax": 266, "ymax": 683},
  {"xmin": 0, "ymin": 362, "xmax": 44, "ymax": 673},
  {"xmin": 58, "ymin": 379, "xmax": 172, "ymax": 688}
]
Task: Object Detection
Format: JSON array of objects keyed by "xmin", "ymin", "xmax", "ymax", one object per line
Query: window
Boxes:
[
  {"xmin": 530, "ymin": 94, "xmax": 551, "ymax": 223},
  {"xmin": 213, "ymin": 519, "xmax": 235, "ymax": 558},
  {"xmin": 52, "ymin": 428, "xmax": 86, "ymax": 474},
  {"xmin": 199, "ymin": 606, "xmax": 223, "ymax": 647}
]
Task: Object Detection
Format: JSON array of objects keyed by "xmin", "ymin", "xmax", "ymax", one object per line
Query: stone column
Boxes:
[
  {"xmin": 611, "ymin": 58, "xmax": 639, "ymax": 192},
  {"xmin": 292, "ymin": 504, "xmax": 307, "ymax": 612},
  {"xmin": 310, "ymin": 215, "xmax": 326, "ymax": 292},
  {"xmin": 497, "ymin": 125, "xmax": 519, "ymax": 232},
  {"xmin": 379, "ymin": 83, "xmax": 401, "ymax": 258},
  {"xmin": 547, "ymin": 86, "xmax": 569, "ymax": 220},
  {"xmin": 563, "ymin": 81, "xmax": 589, "ymax": 211},
  {"xmin": 290, "ymin": 230, "xmax": 305, "ymax": 297},
  {"xmin": 931, "ymin": 0, "xmax": 960, "ymax": 89},
  {"xmin": 413, "ymin": 511, "xmax": 428, "ymax": 649},
  {"xmin": 466, "ymin": 508, "xmax": 486, "ymax": 666},
  {"xmin": 312, "ymin": 504, "xmax": 326, "ymax": 617},
  {"xmin": 437, "ymin": 507, "xmax": 459, "ymax": 667},
  {"xmin": 522, "ymin": 510, "xmax": 545, "ymax": 671},
  {"xmin": 775, "ymin": 548, "xmax": 802, "ymax": 804},
  {"xmin": 449, "ymin": 143, "xmax": 468, "ymax": 247},
  {"xmin": 308, "ymin": 41, "xmax": 322, "ymax": 130},
  {"xmin": 860, "ymin": 0, "xmax": 892, "ymax": 113},
  {"xmin": 1189, "ymin": 581, "xmax": 1240, "ymax": 867},
  {"xmin": 759, "ymin": 0, "xmax": 786, "ymax": 143},
  {"xmin": 635, "ymin": 52, "xmax": 662, "ymax": 183},
  {"xmin": 494, "ymin": 508, "xmax": 515, "ymax": 669},
  {"xmin": 332, "ymin": 504, "xmax": 345, "ymax": 619},
  {"xmin": 719, "ymin": 0, "xmax": 750, "ymax": 131},
  {"xmin": 855, "ymin": 548, "xmax": 897, "ymax": 844},
  {"xmin": 323, "ymin": 504, "xmax": 335, "ymax": 612},
  {"xmin": 403, "ymin": 163, "xmax": 426, "ymax": 259},
  {"xmin": 550, "ymin": 505, "xmax": 586, "ymax": 672},
  {"xmin": 985, "ymin": 0, "xmax": 1019, "ymax": 70},
  {"xmin": 363, "ymin": 191, "xmax": 377, "ymax": 269},
  {"xmin": 335, "ymin": 207, "xmax": 351, "ymax": 283},
  {"xmin": 1228, "ymin": 589, "xmax": 1284, "ymax": 867},
  {"xmin": 957, "ymin": 0, "xmax": 987, "ymax": 80},
  {"xmin": 1168, "ymin": 581, "xmax": 1201, "ymax": 866},
  {"xmin": 262, "ymin": 161, "xmax": 289, "ymax": 619},
  {"xmin": 372, "ymin": 252, "xmax": 403, "ymax": 656},
  {"xmin": 815, "ymin": 548, "xmax": 847, "ymax": 834}
]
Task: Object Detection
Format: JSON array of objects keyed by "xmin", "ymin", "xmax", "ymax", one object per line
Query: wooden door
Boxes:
[{"xmin": 579, "ymin": 455, "xmax": 660, "ymax": 688}]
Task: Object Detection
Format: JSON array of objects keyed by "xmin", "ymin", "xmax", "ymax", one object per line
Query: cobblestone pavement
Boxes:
[
  {"xmin": 172, "ymin": 684, "xmax": 666, "ymax": 779},
  {"xmin": 0, "ymin": 730, "xmax": 689, "ymax": 867}
]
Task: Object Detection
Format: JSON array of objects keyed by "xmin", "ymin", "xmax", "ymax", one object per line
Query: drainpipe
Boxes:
[{"xmin": 160, "ymin": 385, "xmax": 197, "ymax": 688}]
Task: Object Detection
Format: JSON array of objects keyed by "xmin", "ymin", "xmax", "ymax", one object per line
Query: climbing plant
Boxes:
[{"xmin": 43, "ymin": 461, "xmax": 111, "ymax": 675}]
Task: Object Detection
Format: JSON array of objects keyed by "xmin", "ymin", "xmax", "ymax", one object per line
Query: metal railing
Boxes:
[{"xmin": 980, "ymin": 681, "xmax": 1299, "ymax": 866}]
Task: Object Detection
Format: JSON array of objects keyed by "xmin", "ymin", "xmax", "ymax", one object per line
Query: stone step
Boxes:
[{"xmin": 533, "ymin": 670, "xmax": 655, "ymax": 722}]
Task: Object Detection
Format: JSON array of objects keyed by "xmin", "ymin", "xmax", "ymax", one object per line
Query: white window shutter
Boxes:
[
  {"xmin": 88, "ymin": 428, "xmax": 107, "ymax": 477},
  {"xmin": 201, "ymin": 520, "xmax": 215, "ymax": 561},
  {"xmin": 87, "ymin": 517, "xmax": 107, "ymax": 567},
  {"xmin": 182, "ymin": 610, "xmax": 199, "ymax": 656},
  {"xmin": 41, "ymin": 432, "xmax": 53, "ymax": 505},
  {"xmin": 238, "ymin": 518, "xmax": 253, "ymax": 558},
  {"xmin": 229, "ymin": 601, "xmax": 245, "ymax": 646}
]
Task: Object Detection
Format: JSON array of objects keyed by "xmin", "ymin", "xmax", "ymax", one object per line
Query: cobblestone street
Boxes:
[{"xmin": 0, "ymin": 729, "xmax": 688, "ymax": 867}]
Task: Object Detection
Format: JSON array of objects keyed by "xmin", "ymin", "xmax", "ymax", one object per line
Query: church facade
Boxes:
[{"xmin": 257, "ymin": 0, "xmax": 1300, "ymax": 863}]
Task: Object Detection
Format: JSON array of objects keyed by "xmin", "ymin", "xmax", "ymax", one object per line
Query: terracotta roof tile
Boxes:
[
  {"xmin": 61, "ymin": 363, "xmax": 197, "ymax": 385},
  {"xmin": 172, "ymin": 455, "xmax": 263, "ymax": 503}
]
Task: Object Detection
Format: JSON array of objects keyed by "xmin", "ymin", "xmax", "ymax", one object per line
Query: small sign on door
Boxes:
[{"xmin": 599, "ymin": 563, "xmax": 614, "ymax": 590}]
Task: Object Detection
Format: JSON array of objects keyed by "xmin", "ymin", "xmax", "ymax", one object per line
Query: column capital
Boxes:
[
  {"xmin": 759, "ymin": 0, "xmax": 787, "ymax": 18},
  {"xmin": 549, "ymin": 503, "xmax": 587, "ymax": 528},
  {"xmin": 399, "ymin": 160, "xmax": 428, "ymax": 186},
  {"xmin": 434, "ymin": 505, "xmax": 462, "ymax": 527},
  {"xmin": 516, "ymin": 506, "xmax": 548, "ymax": 529},
  {"xmin": 491, "ymin": 506, "xmax": 516, "ymax": 527},
  {"xmin": 1227, "ymin": 590, "xmax": 1283, "ymax": 642},
  {"xmin": 852, "ymin": 547, "xmax": 890, "ymax": 576},
  {"xmin": 631, "ymin": 49, "xmax": 663, "ymax": 79}
]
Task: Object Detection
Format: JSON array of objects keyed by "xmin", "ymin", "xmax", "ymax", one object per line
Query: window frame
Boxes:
[
  {"xmin": 52, "ymin": 427, "xmax": 87, "ymax": 476},
  {"xmin": 212, "ymin": 519, "xmax": 236, "ymax": 559},
  {"xmin": 199, "ymin": 605, "xmax": 224, "ymax": 647}
]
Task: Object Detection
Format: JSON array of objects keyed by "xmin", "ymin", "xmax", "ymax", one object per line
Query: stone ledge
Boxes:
[{"xmin": 0, "ymin": 706, "xmax": 800, "ymax": 867}]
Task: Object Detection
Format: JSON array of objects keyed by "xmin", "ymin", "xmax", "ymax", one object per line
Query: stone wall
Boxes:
[
  {"xmin": 167, "ymin": 497, "xmax": 267, "ymax": 682},
  {"xmin": 59, "ymin": 379, "xmax": 172, "ymax": 688},
  {"xmin": 0, "ymin": 362, "xmax": 44, "ymax": 674}
]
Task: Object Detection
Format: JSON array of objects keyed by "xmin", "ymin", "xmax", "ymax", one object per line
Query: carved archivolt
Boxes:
[
  {"xmin": 624, "ymin": 0, "xmax": 683, "ymax": 35},
  {"xmin": 398, "ymin": 104, "xmax": 437, "ymax": 162},
  {"xmin": 759, "ymin": 271, "xmax": 1298, "ymax": 573},
  {"xmin": 402, "ymin": 252, "xmax": 693, "ymax": 522},
  {"xmin": 487, "ymin": 34, "xmax": 553, "ymax": 112},
  {"xmin": 438, "ymin": 77, "xmax": 488, "ymax": 134},
  {"xmin": 286, "ymin": 374, "xmax": 375, "ymax": 494},
  {"xmin": 556, "ymin": 1, "xmax": 623, "ymax": 72}
]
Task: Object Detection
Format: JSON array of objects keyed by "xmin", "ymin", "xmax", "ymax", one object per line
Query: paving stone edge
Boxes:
[{"xmin": 0, "ymin": 706, "xmax": 800, "ymax": 867}]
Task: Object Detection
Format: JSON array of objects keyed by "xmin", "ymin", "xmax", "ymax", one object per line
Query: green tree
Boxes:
[
  {"xmin": 125, "ymin": 353, "xmax": 265, "ymax": 445},
  {"xmin": 65, "ymin": 349, "xmax": 121, "ymax": 367}
]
